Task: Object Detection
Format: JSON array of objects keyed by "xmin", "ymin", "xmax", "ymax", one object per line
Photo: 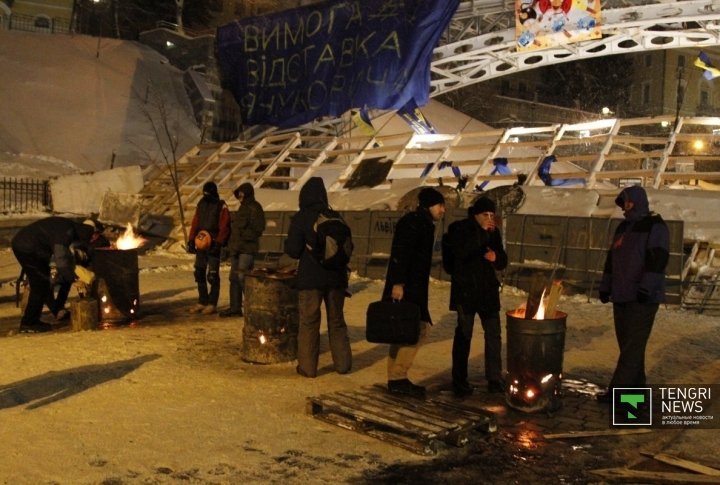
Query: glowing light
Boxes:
[
  {"xmin": 661, "ymin": 121, "xmax": 671, "ymax": 128},
  {"xmin": 692, "ymin": 139, "xmax": 705, "ymax": 151},
  {"xmin": 101, "ymin": 295, "xmax": 107, "ymax": 303},
  {"xmin": 541, "ymin": 374, "xmax": 553, "ymax": 384},
  {"xmin": 258, "ymin": 334, "xmax": 267, "ymax": 344},
  {"xmin": 115, "ymin": 223, "xmax": 146, "ymax": 250},
  {"xmin": 525, "ymin": 389, "xmax": 536, "ymax": 400},
  {"xmin": 534, "ymin": 288, "xmax": 547, "ymax": 320},
  {"xmin": 104, "ymin": 307, "xmax": 110, "ymax": 314}
]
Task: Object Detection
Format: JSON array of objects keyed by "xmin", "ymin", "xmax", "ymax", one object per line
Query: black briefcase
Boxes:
[{"xmin": 366, "ymin": 300, "xmax": 421, "ymax": 345}]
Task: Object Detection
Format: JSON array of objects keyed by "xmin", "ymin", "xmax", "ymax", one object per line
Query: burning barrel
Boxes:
[
  {"xmin": 241, "ymin": 270, "xmax": 299, "ymax": 364},
  {"xmin": 505, "ymin": 310, "xmax": 567, "ymax": 413},
  {"xmin": 92, "ymin": 248, "xmax": 140, "ymax": 324}
]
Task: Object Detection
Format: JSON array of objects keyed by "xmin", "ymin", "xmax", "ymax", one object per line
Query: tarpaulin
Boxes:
[{"xmin": 216, "ymin": 0, "xmax": 459, "ymax": 128}]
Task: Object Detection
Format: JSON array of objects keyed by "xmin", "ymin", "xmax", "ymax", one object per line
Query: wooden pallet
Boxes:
[{"xmin": 306, "ymin": 385, "xmax": 497, "ymax": 456}]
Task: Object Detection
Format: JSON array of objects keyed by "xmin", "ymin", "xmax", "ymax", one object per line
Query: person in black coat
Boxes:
[
  {"xmin": 284, "ymin": 177, "xmax": 352, "ymax": 378},
  {"xmin": 446, "ymin": 197, "xmax": 508, "ymax": 397},
  {"xmin": 11, "ymin": 216, "xmax": 95, "ymax": 333},
  {"xmin": 219, "ymin": 183, "xmax": 266, "ymax": 317},
  {"xmin": 382, "ymin": 187, "xmax": 446, "ymax": 397}
]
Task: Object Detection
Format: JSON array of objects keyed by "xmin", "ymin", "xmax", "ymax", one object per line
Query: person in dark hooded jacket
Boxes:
[
  {"xmin": 219, "ymin": 183, "xmax": 266, "ymax": 317},
  {"xmin": 596, "ymin": 185, "xmax": 669, "ymax": 402},
  {"xmin": 187, "ymin": 182, "xmax": 231, "ymax": 315},
  {"xmin": 284, "ymin": 177, "xmax": 352, "ymax": 378},
  {"xmin": 382, "ymin": 187, "xmax": 446, "ymax": 397},
  {"xmin": 11, "ymin": 216, "xmax": 95, "ymax": 333},
  {"xmin": 446, "ymin": 196, "xmax": 508, "ymax": 397}
]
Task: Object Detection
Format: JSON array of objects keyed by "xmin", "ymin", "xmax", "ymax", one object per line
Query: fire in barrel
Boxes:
[
  {"xmin": 241, "ymin": 269, "xmax": 299, "ymax": 364},
  {"xmin": 93, "ymin": 223, "xmax": 146, "ymax": 326},
  {"xmin": 506, "ymin": 280, "xmax": 566, "ymax": 413}
]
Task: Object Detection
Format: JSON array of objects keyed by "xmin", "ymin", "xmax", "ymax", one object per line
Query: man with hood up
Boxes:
[
  {"xmin": 596, "ymin": 185, "xmax": 669, "ymax": 403},
  {"xmin": 220, "ymin": 182, "xmax": 266, "ymax": 317},
  {"xmin": 382, "ymin": 187, "xmax": 446, "ymax": 398},
  {"xmin": 11, "ymin": 216, "xmax": 96, "ymax": 333},
  {"xmin": 187, "ymin": 181, "xmax": 231, "ymax": 315},
  {"xmin": 284, "ymin": 177, "xmax": 352, "ymax": 378}
]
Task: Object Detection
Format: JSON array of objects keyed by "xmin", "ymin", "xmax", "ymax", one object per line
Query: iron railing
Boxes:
[
  {"xmin": 0, "ymin": 13, "xmax": 71, "ymax": 34},
  {"xmin": 0, "ymin": 177, "xmax": 51, "ymax": 213}
]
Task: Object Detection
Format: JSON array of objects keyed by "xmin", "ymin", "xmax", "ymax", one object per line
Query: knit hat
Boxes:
[
  {"xmin": 469, "ymin": 197, "xmax": 496, "ymax": 216},
  {"xmin": 203, "ymin": 182, "xmax": 218, "ymax": 197},
  {"xmin": 417, "ymin": 187, "xmax": 445, "ymax": 209}
]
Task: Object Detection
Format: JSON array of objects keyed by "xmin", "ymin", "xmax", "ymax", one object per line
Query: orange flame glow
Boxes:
[
  {"xmin": 534, "ymin": 288, "xmax": 547, "ymax": 320},
  {"xmin": 115, "ymin": 223, "xmax": 146, "ymax": 250}
]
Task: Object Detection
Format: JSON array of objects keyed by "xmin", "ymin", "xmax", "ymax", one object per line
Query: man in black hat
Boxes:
[
  {"xmin": 444, "ymin": 196, "xmax": 508, "ymax": 397},
  {"xmin": 382, "ymin": 187, "xmax": 446, "ymax": 397},
  {"xmin": 187, "ymin": 182, "xmax": 231, "ymax": 315}
]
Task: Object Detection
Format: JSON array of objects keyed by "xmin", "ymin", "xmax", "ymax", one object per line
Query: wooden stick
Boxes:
[
  {"xmin": 544, "ymin": 429, "xmax": 652, "ymax": 439},
  {"xmin": 525, "ymin": 273, "xmax": 546, "ymax": 319},
  {"xmin": 544, "ymin": 280, "xmax": 563, "ymax": 318},
  {"xmin": 590, "ymin": 468, "xmax": 720, "ymax": 483},
  {"xmin": 640, "ymin": 452, "xmax": 720, "ymax": 476}
]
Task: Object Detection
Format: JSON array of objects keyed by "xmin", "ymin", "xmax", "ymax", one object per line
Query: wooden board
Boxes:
[{"xmin": 307, "ymin": 386, "xmax": 497, "ymax": 456}]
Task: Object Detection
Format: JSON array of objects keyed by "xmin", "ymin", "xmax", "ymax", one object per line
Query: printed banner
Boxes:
[
  {"xmin": 216, "ymin": 0, "xmax": 460, "ymax": 128},
  {"xmin": 515, "ymin": 0, "xmax": 601, "ymax": 52}
]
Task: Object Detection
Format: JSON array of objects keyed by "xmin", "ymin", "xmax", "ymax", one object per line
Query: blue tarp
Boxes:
[
  {"xmin": 216, "ymin": 0, "xmax": 459, "ymax": 128},
  {"xmin": 538, "ymin": 155, "xmax": 585, "ymax": 186}
]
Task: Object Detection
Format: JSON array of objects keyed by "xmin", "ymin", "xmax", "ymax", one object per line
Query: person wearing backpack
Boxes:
[
  {"xmin": 284, "ymin": 177, "xmax": 352, "ymax": 378},
  {"xmin": 445, "ymin": 196, "xmax": 508, "ymax": 397},
  {"xmin": 382, "ymin": 187, "xmax": 446, "ymax": 398},
  {"xmin": 186, "ymin": 182, "xmax": 231, "ymax": 315},
  {"xmin": 219, "ymin": 183, "xmax": 266, "ymax": 318}
]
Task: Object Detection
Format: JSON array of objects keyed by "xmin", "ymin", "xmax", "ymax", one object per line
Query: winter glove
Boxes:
[
  {"xmin": 186, "ymin": 239, "xmax": 196, "ymax": 254},
  {"xmin": 599, "ymin": 291, "xmax": 610, "ymax": 304},
  {"xmin": 637, "ymin": 290, "xmax": 651, "ymax": 304}
]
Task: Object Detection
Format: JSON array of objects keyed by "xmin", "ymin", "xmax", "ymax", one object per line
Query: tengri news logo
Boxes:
[{"xmin": 612, "ymin": 388, "xmax": 652, "ymax": 426}]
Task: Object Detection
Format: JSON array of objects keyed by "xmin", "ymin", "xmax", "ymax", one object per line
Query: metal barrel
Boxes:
[
  {"xmin": 505, "ymin": 310, "xmax": 567, "ymax": 413},
  {"xmin": 242, "ymin": 270, "xmax": 299, "ymax": 364},
  {"xmin": 92, "ymin": 248, "xmax": 139, "ymax": 324}
]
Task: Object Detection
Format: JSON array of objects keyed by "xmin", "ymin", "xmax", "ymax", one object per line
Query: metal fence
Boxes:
[
  {"xmin": 0, "ymin": 13, "xmax": 72, "ymax": 34},
  {"xmin": 0, "ymin": 177, "xmax": 51, "ymax": 213}
]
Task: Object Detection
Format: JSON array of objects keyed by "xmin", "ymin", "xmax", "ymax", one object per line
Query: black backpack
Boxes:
[{"xmin": 308, "ymin": 208, "xmax": 353, "ymax": 270}]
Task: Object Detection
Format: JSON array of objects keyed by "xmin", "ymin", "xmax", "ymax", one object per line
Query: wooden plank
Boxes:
[
  {"xmin": 544, "ymin": 429, "xmax": 653, "ymax": 439},
  {"xmin": 641, "ymin": 452, "xmax": 720, "ymax": 476},
  {"xmin": 590, "ymin": 468, "xmax": 720, "ymax": 483},
  {"xmin": 335, "ymin": 390, "xmax": 462, "ymax": 430},
  {"xmin": 319, "ymin": 393, "xmax": 446, "ymax": 435}
]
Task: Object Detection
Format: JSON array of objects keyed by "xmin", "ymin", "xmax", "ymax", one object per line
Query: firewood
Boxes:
[
  {"xmin": 544, "ymin": 280, "xmax": 563, "ymax": 318},
  {"xmin": 70, "ymin": 298, "xmax": 98, "ymax": 331},
  {"xmin": 525, "ymin": 273, "xmax": 546, "ymax": 319}
]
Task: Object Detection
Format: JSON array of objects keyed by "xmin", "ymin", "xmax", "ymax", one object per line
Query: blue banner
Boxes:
[{"xmin": 216, "ymin": 0, "xmax": 459, "ymax": 128}]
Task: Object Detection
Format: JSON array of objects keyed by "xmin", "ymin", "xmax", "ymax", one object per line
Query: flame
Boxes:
[
  {"xmin": 534, "ymin": 288, "xmax": 547, "ymax": 320},
  {"xmin": 115, "ymin": 223, "xmax": 146, "ymax": 250}
]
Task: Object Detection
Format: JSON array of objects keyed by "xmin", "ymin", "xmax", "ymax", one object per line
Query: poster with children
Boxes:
[{"xmin": 515, "ymin": 0, "xmax": 601, "ymax": 52}]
